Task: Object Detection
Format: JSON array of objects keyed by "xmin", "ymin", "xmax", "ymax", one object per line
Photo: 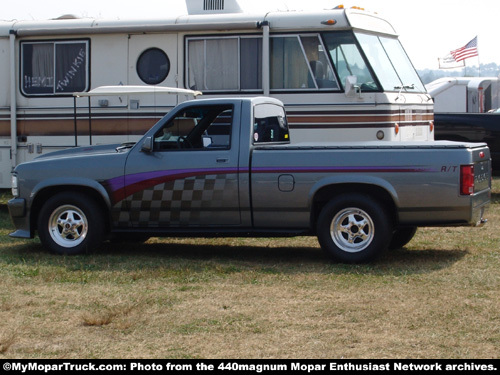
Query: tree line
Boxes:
[{"xmin": 418, "ymin": 63, "xmax": 500, "ymax": 85}]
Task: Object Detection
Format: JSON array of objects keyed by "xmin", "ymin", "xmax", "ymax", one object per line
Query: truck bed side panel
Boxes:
[{"xmin": 250, "ymin": 144, "xmax": 491, "ymax": 228}]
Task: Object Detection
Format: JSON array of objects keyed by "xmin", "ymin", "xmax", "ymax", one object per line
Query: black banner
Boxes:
[{"xmin": 1, "ymin": 360, "xmax": 498, "ymax": 374}]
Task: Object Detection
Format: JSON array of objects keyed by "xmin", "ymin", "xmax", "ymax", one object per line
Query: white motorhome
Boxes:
[
  {"xmin": 426, "ymin": 77, "xmax": 500, "ymax": 113},
  {"xmin": 0, "ymin": 0, "xmax": 434, "ymax": 188}
]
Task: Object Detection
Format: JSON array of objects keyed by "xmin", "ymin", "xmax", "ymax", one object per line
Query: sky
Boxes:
[{"xmin": 1, "ymin": 0, "xmax": 498, "ymax": 70}]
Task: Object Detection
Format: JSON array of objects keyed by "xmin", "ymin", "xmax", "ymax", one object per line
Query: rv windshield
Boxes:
[{"xmin": 355, "ymin": 33, "xmax": 425, "ymax": 93}]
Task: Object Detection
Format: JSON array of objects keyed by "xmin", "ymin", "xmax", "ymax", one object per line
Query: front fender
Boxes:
[{"xmin": 30, "ymin": 177, "xmax": 112, "ymax": 209}]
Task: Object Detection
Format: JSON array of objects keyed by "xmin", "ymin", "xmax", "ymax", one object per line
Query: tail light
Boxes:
[{"xmin": 460, "ymin": 165, "xmax": 474, "ymax": 195}]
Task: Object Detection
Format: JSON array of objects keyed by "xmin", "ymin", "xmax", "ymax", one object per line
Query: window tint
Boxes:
[
  {"xmin": 154, "ymin": 105, "xmax": 233, "ymax": 151},
  {"xmin": 136, "ymin": 48, "xmax": 170, "ymax": 85},
  {"xmin": 253, "ymin": 104, "xmax": 290, "ymax": 144},
  {"xmin": 22, "ymin": 40, "xmax": 89, "ymax": 96}
]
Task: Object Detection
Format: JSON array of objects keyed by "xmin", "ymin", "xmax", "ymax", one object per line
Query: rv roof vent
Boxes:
[
  {"xmin": 205, "ymin": 0, "xmax": 224, "ymax": 11},
  {"xmin": 186, "ymin": 0, "xmax": 243, "ymax": 15},
  {"xmin": 53, "ymin": 14, "xmax": 79, "ymax": 20}
]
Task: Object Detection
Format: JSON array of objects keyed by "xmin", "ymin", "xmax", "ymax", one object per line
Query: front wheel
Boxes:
[
  {"xmin": 37, "ymin": 192, "xmax": 106, "ymax": 255},
  {"xmin": 317, "ymin": 193, "xmax": 393, "ymax": 263}
]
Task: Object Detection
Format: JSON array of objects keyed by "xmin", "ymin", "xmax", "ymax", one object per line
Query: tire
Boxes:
[
  {"xmin": 316, "ymin": 193, "xmax": 393, "ymax": 263},
  {"xmin": 389, "ymin": 227, "xmax": 417, "ymax": 250},
  {"xmin": 37, "ymin": 192, "xmax": 106, "ymax": 255}
]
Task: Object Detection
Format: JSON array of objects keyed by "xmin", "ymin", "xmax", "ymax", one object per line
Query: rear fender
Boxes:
[
  {"xmin": 308, "ymin": 175, "xmax": 400, "ymax": 229},
  {"xmin": 309, "ymin": 175, "xmax": 399, "ymax": 206}
]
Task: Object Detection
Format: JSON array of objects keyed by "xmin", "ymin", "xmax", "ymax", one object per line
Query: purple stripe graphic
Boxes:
[{"xmin": 104, "ymin": 165, "xmax": 434, "ymax": 203}]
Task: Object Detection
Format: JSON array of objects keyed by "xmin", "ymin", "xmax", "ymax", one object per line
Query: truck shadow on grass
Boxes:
[
  {"xmin": 2, "ymin": 239, "xmax": 468, "ymax": 276},
  {"xmin": 491, "ymin": 191, "xmax": 500, "ymax": 204}
]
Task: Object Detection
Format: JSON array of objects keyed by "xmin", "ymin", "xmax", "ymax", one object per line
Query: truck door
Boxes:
[
  {"xmin": 114, "ymin": 102, "xmax": 241, "ymax": 228},
  {"xmin": 249, "ymin": 103, "xmax": 308, "ymax": 228}
]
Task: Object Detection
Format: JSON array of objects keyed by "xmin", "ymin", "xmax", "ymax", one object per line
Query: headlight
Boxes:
[{"xmin": 11, "ymin": 174, "xmax": 19, "ymax": 197}]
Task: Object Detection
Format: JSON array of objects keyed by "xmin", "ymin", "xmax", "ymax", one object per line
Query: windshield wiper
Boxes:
[{"xmin": 394, "ymin": 84, "xmax": 415, "ymax": 90}]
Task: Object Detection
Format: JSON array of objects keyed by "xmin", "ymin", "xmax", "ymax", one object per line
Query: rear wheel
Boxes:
[
  {"xmin": 37, "ymin": 192, "xmax": 106, "ymax": 255},
  {"xmin": 389, "ymin": 227, "xmax": 417, "ymax": 250},
  {"xmin": 317, "ymin": 193, "xmax": 393, "ymax": 263}
]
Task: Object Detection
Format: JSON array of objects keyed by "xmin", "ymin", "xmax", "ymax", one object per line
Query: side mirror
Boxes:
[
  {"xmin": 141, "ymin": 136, "xmax": 153, "ymax": 153},
  {"xmin": 202, "ymin": 136, "xmax": 212, "ymax": 147},
  {"xmin": 345, "ymin": 75, "xmax": 360, "ymax": 98}
]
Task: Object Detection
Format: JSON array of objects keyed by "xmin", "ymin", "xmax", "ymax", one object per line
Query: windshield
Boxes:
[{"xmin": 355, "ymin": 33, "xmax": 425, "ymax": 93}]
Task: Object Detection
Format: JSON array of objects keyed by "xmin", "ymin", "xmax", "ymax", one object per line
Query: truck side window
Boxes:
[
  {"xmin": 253, "ymin": 104, "xmax": 290, "ymax": 144},
  {"xmin": 154, "ymin": 105, "xmax": 232, "ymax": 151}
]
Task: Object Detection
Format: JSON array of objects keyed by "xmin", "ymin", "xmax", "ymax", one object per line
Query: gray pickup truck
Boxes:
[{"xmin": 8, "ymin": 97, "xmax": 492, "ymax": 263}]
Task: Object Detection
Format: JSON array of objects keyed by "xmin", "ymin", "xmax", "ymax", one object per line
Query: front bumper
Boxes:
[
  {"xmin": 8, "ymin": 198, "xmax": 25, "ymax": 217},
  {"xmin": 7, "ymin": 198, "xmax": 33, "ymax": 239}
]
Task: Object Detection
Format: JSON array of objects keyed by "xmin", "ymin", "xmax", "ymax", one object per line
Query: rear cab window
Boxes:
[{"xmin": 253, "ymin": 103, "xmax": 290, "ymax": 144}]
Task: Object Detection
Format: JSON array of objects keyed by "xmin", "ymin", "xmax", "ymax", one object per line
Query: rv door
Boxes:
[{"xmin": 128, "ymin": 34, "xmax": 179, "ymax": 108}]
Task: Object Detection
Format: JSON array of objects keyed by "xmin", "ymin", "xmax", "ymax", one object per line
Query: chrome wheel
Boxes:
[
  {"xmin": 48, "ymin": 205, "xmax": 88, "ymax": 248},
  {"xmin": 330, "ymin": 207, "xmax": 375, "ymax": 253}
]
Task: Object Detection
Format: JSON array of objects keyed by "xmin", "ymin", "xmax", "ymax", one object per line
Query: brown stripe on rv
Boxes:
[
  {"xmin": 0, "ymin": 118, "xmax": 156, "ymax": 137},
  {"xmin": 0, "ymin": 111, "xmax": 434, "ymax": 137}
]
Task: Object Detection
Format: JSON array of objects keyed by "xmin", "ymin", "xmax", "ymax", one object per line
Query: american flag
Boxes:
[{"xmin": 450, "ymin": 36, "xmax": 479, "ymax": 62}]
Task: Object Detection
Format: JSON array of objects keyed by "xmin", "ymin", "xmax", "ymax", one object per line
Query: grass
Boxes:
[{"xmin": 0, "ymin": 179, "xmax": 499, "ymax": 359}]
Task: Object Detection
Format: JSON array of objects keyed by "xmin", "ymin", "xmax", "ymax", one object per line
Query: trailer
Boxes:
[
  {"xmin": 0, "ymin": 0, "xmax": 434, "ymax": 188},
  {"xmin": 426, "ymin": 77, "xmax": 500, "ymax": 113},
  {"xmin": 426, "ymin": 77, "xmax": 500, "ymax": 169}
]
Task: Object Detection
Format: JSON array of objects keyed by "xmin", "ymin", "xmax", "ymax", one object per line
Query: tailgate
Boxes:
[{"xmin": 472, "ymin": 146, "xmax": 491, "ymax": 194}]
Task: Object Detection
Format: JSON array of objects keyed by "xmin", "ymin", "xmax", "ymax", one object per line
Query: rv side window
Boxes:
[
  {"xmin": 21, "ymin": 40, "xmax": 89, "ymax": 96},
  {"xmin": 270, "ymin": 35, "xmax": 338, "ymax": 91},
  {"xmin": 322, "ymin": 31, "xmax": 379, "ymax": 92},
  {"xmin": 186, "ymin": 36, "xmax": 262, "ymax": 91},
  {"xmin": 136, "ymin": 47, "xmax": 170, "ymax": 85}
]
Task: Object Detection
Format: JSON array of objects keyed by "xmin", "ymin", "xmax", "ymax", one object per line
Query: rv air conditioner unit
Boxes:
[{"xmin": 186, "ymin": 0, "xmax": 243, "ymax": 15}]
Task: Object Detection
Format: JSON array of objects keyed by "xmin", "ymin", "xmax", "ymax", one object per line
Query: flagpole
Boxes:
[{"xmin": 477, "ymin": 36, "xmax": 481, "ymax": 76}]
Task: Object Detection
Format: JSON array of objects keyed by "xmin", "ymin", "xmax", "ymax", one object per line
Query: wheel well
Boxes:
[
  {"xmin": 311, "ymin": 183, "xmax": 398, "ymax": 232},
  {"xmin": 30, "ymin": 186, "xmax": 110, "ymax": 233}
]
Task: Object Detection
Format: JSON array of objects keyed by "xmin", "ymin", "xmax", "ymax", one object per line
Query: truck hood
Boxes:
[{"xmin": 34, "ymin": 143, "xmax": 134, "ymax": 161}]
